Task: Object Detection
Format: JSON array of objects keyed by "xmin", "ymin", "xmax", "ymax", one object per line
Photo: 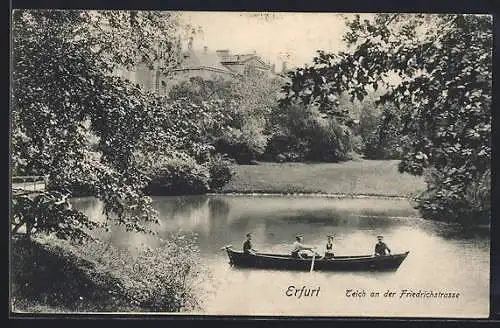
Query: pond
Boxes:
[{"xmin": 73, "ymin": 195, "xmax": 490, "ymax": 318}]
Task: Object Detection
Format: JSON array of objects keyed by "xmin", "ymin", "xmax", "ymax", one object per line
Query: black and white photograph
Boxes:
[{"xmin": 10, "ymin": 10, "xmax": 492, "ymax": 318}]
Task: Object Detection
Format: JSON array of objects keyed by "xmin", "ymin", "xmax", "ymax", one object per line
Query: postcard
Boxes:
[{"xmin": 10, "ymin": 10, "xmax": 492, "ymax": 319}]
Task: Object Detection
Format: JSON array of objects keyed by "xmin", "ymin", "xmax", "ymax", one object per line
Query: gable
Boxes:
[
  {"xmin": 241, "ymin": 56, "xmax": 269, "ymax": 68},
  {"xmin": 178, "ymin": 50, "xmax": 235, "ymax": 74}
]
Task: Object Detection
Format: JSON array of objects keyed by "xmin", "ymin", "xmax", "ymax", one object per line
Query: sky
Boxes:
[{"xmin": 178, "ymin": 12, "xmax": 356, "ymax": 70}]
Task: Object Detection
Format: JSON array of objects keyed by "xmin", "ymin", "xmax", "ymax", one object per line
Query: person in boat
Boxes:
[
  {"xmin": 324, "ymin": 235, "xmax": 335, "ymax": 259},
  {"xmin": 243, "ymin": 233, "xmax": 258, "ymax": 255},
  {"xmin": 291, "ymin": 234, "xmax": 316, "ymax": 259},
  {"xmin": 374, "ymin": 235, "xmax": 391, "ymax": 256}
]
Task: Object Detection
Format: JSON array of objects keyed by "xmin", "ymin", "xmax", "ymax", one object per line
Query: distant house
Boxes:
[
  {"xmin": 158, "ymin": 47, "xmax": 238, "ymax": 95},
  {"xmin": 158, "ymin": 47, "xmax": 285, "ymax": 95},
  {"xmin": 115, "ymin": 46, "xmax": 289, "ymax": 95},
  {"xmin": 217, "ymin": 49, "xmax": 271, "ymax": 75}
]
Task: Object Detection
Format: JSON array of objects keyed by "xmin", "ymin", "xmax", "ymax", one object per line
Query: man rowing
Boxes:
[
  {"xmin": 291, "ymin": 234, "xmax": 316, "ymax": 259},
  {"xmin": 243, "ymin": 232, "xmax": 258, "ymax": 255},
  {"xmin": 374, "ymin": 235, "xmax": 392, "ymax": 256}
]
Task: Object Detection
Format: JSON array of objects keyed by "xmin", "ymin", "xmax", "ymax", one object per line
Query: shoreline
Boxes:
[
  {"xmin": 17, "ymin": 190, "xmax": 419, "ymax": 202},
  {"xmin": 208, "ymin": 192, "xmax": 417, "ymax": 201},
  {"xmin": 14, "ymin": 160, "xmax": 426, "ymax": 201}
]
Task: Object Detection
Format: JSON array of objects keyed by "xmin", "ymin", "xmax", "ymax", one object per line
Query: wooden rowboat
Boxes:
[{"xmin": 222, "ymin": 245, "xmax": 409, "ymax": 271}]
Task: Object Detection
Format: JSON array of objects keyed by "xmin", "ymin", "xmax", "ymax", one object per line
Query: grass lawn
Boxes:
[{"xmin": 221, "ymin": 159, "xmax": 427, "ymax": 198}]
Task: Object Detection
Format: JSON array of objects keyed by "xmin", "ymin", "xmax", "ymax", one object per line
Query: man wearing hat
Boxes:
[
  {"xmin": 291, "ymin": 234, "xmax": 316, "ymax": 259},
  {"xmin": 374, "ymin": 235, "xmax": 391, "ymax": 256},
  {"xmin": 243, "ymin": 233, "xmax": 258, "ymax": 255}
]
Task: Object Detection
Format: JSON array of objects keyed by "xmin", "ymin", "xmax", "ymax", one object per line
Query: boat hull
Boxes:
[{"xmin": 224, "ymin": 247, "xmax": 409, "ymax": 271}]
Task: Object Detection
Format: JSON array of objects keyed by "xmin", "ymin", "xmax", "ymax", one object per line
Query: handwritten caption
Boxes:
[{"xmin": 345, "ymin": 289, "xmax": 460, "ymax": 299}]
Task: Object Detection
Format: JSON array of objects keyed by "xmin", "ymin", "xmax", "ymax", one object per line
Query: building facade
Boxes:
[{"xmin": 115, "ymin": 47, "xmax": 288, "ymax": 95}]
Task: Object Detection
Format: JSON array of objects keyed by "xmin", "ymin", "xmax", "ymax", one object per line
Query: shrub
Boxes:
[
  {"xmin": 215, "ymin": 138, "xmax": 253, "ymax": 165},
  {"xmin": 264, "ymin": 135, "xmax": 308, "ymax": 162},
  {"xmin": 144, "ymin": 153, "xmax": 210, "ymax": 196},
  {"xmin": 205, "ymin": 154, "xmax": 234, "ymax": 191},
  {"xmin": 266, "ymin": 102, "xmax": 352, "ymax": 163},
  {"xmin": 360, "ymin": 106, "xmax": 403, "ymax": 160},
  {"xmin": 465, "ymin": 169, "xmax": 491, "ymax": 215},
  {"xmin": 215, "ymin": 119, "xmax": 269, "ymax": 164},
  {"xmin": 11, "ymin": 235, "xmax": 135, "ymax": 312},
  {"xmin": 305, "ymin": 119, "xmax": 351, "ymax": 162},
  {"xmin": 362, "ymin": 131, "xmax": 403, "ymax": 160},
  {"xmin": 349, "ymin": 134, "xmax": 364, "ymax": 156},
  {"xmin": 12, "ymin": 232, "xmax": 210, "ymax": 312},
  {"xmin": 97, "ymin": 233, "xmax": 209, "ymax": 312},
  {"xmin": 416, "ymin": 168, "xmax": 490, "ymax": 225}
]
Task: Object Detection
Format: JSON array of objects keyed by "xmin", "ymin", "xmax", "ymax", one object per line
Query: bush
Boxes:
[
  {"xmin": 265, "ymin": 102, "xmax": 352, "ymax": 163},
  {"xmin": 465, "ymin": 169, "xmax": 491, "ymax": 214},
  {"xmin": 305, "ymin": 119, "xmax": 351, "ymax": 162},
  {"xmin": 215, "ymin": 138, "xmax": 252, "ymax": 165},
  {"xmin": 349, "ymin": 134, "xmax": 364, "ymax": 155},
  {"xmin": 263, "ymin": 135, "xmax": 307, "ymax": 162},
  {"xmin": 12, "ymin": 232, "xmax": 210, "ymax": 312},
  {"xmin": 205, "ymin": 154, "xmax": 234, "ymax": 191},
  {"xmin": 360, "ymin": 106, "xmax": 403, "ymax": 160},
  {"xmin": 11, "ymin": 235, "xmax": 134, "ymax": 312},
  {"xmin": 362, "ymin": 131, "xmax": 403, "ymax": 160},
  {"xmin": 100, "ymin": 233, "xmax": 209, "ymax": 312},
  {"xmin": 416, "ymin": 168, "xmax": 490, "ymax": 225},
  {"xmin": 144, "ymin": 153, "xmax": 210, "ymax": 196},
  {"xmin": 215, "ymin": 119, "xmax": 269, "ymax": 164}
]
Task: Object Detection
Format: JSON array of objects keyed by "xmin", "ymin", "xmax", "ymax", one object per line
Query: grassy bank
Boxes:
[
  {"xmin": 221, "ymin": 160, "xmax": 427, "ymax": 198},
  {"xmin": 10, "ymin": 235, "xmax": 138, "ymax": 313},
  {"xmin": 11, "ymin": 232, "xmax": 207, "ymax": 314}
]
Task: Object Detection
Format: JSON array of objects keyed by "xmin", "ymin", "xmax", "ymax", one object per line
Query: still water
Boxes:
[{"xmin": 73, "ymin": 195, "xmax": 490, "ymax": 318}]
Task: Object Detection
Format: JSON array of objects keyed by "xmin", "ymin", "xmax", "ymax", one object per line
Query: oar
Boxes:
[{"xmin": 310, "ymin": 248, "xmax": 317, "ymax": 272}]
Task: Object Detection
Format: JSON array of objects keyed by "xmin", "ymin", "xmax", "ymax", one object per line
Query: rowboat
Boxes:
[{"xmin": 222, "ymin": 245, "xmax": 409, "ymax": 271}]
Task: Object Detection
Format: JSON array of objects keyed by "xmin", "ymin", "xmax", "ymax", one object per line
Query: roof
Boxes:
[
  {"xmin": 220, "ymin": 54, "xmax": 269, "ymax": 68},
  {"xmin": 175, "ymin": 50, "xmax": 236, "ymax": 75}
]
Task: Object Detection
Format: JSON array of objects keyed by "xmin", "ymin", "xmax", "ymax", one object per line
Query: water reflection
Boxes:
[{"xmin": 72, "ymin": 195, "xmax": 490, "ymax": 317}]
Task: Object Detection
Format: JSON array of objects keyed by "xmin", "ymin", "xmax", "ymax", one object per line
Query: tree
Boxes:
[
  {"xmin": 168, "ymin": 76, "xmax": 233, "ymax": 105},
  {"xmin": 11, "ymin": 9, "xmax": 185, "ymax": 237},
  {"xmin": 168, "ymin": 67, "xmax": 283, "ymax": 164},
  {"xmin": 167, "ymin": 76, "xmax": 234, "ymax": 159},
  {"xmin": 218, "ymin": 66, "xmax": 283, "ymax": 163},
  {"xmin": 11, "ymin": 9, "xmax": 220, "ymax": 312},
  {"xmin": 361, "ymin": 104, "xmax": 405, "ymax": 160},
  {"xmin": 282, "ymin": 14, "xmax": 491, "ymax": 224}
]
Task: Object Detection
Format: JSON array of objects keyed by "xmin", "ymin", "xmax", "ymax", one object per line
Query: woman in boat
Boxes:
[
  {"xmin": 374, "ymin": 235, "xmax": 392, "ymax": 256},
  {"xmin": 243, "ymin": 232, "xmax": 258, "ymax": 255},
  {"xmin": 324, "ymin": 235, "xmax": 335, "ymax": 259},
  {"xmin": 291, "ymin": 234, "xmax": 316, "ymax": 259}
]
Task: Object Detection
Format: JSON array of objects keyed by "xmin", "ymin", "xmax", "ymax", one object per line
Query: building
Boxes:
[
  {"xmin": 216, "ymin": 49, "xmax": 271, "ymax": 75},
  {"xmin": 159, "ymin": 47, "xmax": 284, "ymax": 95},
  {"xmin": 157, "ymin": 47, "xmax": 238, "ymax": 95},
  {"xmin": 115, "ymin": 46, "xmax": 288, "ymax": 95}
]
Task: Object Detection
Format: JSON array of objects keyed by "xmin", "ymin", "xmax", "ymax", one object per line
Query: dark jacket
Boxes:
[
  {"xmin": 375, "ymin": 242, "xmax": 391, "ymax": 256},
  {"xmin": 243, "ymin": 240, "xmax": 253, "ymax": 254}
]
